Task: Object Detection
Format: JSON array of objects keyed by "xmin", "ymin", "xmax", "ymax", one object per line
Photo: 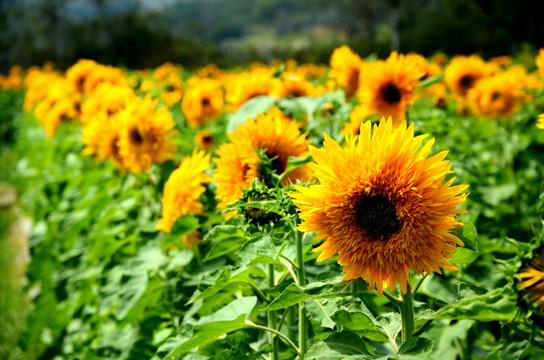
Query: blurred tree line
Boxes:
[{"xmin": 1, "ymin": 0, "xmax": 543, "ymax": 72}]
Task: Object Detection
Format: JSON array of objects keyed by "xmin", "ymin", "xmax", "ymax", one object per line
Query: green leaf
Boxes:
[
  {"xmin": 160, "ymin": 297, "xmax": 257, "ymax": 359},
  {"xmin": 397, "ymin": 336, "xmax": 433, "ymax": 359},
  {"xmin": 161, "ymin": 214, "xmax": 200, "ymax": 247},
  {"xmin": 479, "ymin": 183, "xmax": 517, "ymax": 206},
  {"xmin": 304, "ymin": 298, "xmax": 341, "ymax": 329},
  {"xmin": 227, "ymin": 96, "xmax": 275, "ymax": 133},
  {"xmin": 203, "ymin": 225, "xmax": 247, "ymax": 261},
  {"xmin": 265, "ymin": 283, "xmax": 309, "ymax": 311},
  {"xmin": 427, "ymin": 288, "xmax": 516, "ymax": 321},
  {"xmin": 331, "ymin": 299, "xmax": 385, "ymax": 340},
  {"xmin": 280, "ymin": 154, "xmax": 313, "ymax": 180},
  {"xmin": 455, "ymin": 220, "xmax": 478, "ymax": 251},
  {"xmin": 235, "ymin": 234, "xmax": 280, "ymax": 265},
  {"xmin": 305, "ymin": 331, "xmax": 374, "ymax": 360},
  {"xmin": 449, "ymin": 247, "xmax": 478, "ymax": 264},
  {"xmin": 419, "ymin": 73, "xmax": 444, "ymax": 88},
  {"xmin": 457, "ymin": 282, "xmax": 487, "ymax": 299}
]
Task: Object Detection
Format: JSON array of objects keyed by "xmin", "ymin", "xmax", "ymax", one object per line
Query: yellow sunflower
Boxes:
[
  {"xmin": 519, "ymin": 252, "xmax": 544, "ymax": 313},
  {"xmin": 117, "ymin": 96, "xmax": 178, "ymax": 172},
  {"xmin": 224, "ymin": 68, "xmax": 283, "ymax": 111},
  {"xmin": 66, "ymin": 59, "xmax": 99, "ymax": 93},
  {"xmin": 157, "ymin": 150, "xmax": 211, "ymax": 249},
  {"xmin": 195, "ymin": 130, "xmax": 216, "ymax": 151},
  {"xmin": 467, "ymin": 72, "xmax": 521, "ymax": 118},
  {"xmin": 83, "ymin": 64, "xmax": 126, "ymax": 95},
  {"xmin": 536, "ymin": 49, "xmax": 544, "ymax": 81},
  {"xmin": 280, "ymin": 71, "xmax": 325, "ymax": 98},
  {"xmin": 329, "ymin": 45, "xmax": 364, "ymax": 99},
  {"xmin": 537, "ymin": 114, "xmax": 544, "ymax": 129},
  {"xmin": 213, "ymin": 107, "xmax": 312, "ymax": 211},
  {"xmin": 444, "ymin": 55, "xmax": 489, "ymax": 99},
  {"xmin": 182, "ymin": 78, "xmax": 224, "ymax": 127},
  {"xmin": 359, "ymin": 52, "xmax": 423, "ymax": 123},
  {"xmin": 291, "ymin": 117, "xmax": 468, "ymax": 295}
]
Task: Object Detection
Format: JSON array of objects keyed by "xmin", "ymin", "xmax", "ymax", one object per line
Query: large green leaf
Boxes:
[
  {"xmin": 331, "ymin": 299, "xmax": 386, "ymax": 341},
  {"xmin": 305, "ymin": 331, "xmax": 374, "ymax": 360},
  {"xmin": 203, "ymin": 225, "xmax": 247, "ymax": 261},
  {"xmin": 158, "ymin": 297, "xmax": 257, "ymax": 359},
  {"xmin": 424, "ymin": 288, "xmax": 516, "ymax": 321}
]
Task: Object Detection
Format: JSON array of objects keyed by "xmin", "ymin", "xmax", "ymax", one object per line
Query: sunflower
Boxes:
[
  {"xmin": 291, "ymin": 117, "xmax": 468, "ymax": 295},
  {"xmin": 329, "ymin": 45, "xmax": 364, "ymax": 99},
  {"xmin": 467, "ymin": 72, "xmax": 521, "ymax": 118},
  {"xmin": 444, "ymin": 55, "xmax": 490, "ymax": 100},
  {"xmin": 213, "ymin": 107, "xmax": 312, "ymax": 211},
  {"xmin": 537, "ymin": 114, "xmax": 544, "ymax": 129},
  {"xmin": 83, "ymin": 64, "xmax": 126, "ymax": 95},
  {"xmin": 66, "ymin": 59, "xmax": 99, "ymax": 93},
  {"xmin": 280, "ymin": 71, "xmax": 325, "ymax": 98},
  {"xmin": 195, "ymin": 129, "xmax": 216, "ymax": 151},
  {"xmin": 224, "ymin": 68, "xmax": 283, "ymax": 110},
  {"xmin": 117, "ymin": 96, "xmax": 178, "ymax": 172},
  {"xmin": 359, "ymin": 52, "xmax": 423, "ymax": 123},
  {"xmin": 536, "ymin": 49, "xmax": 544, "ymax": 81},
  {"xmin": 519, "ymin": 252, "xmax": 544, "ymax": 313},
  {"xmin": 182, "ymin": 78, "xmax": 224, "ymax": 127},
  {"xmin": 157, "ymin": 150, "xmax": 211, "ymax": 249}
]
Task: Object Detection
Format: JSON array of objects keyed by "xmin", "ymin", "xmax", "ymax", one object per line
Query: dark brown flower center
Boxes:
[
  {"xmin": 129, "ymin": 127, "xmax": 144, "ymax": 145},
  {"xmin": 202, "ymin": 135, "xmax": 213, "ymax": 144},
  {"xmin": 201, "ymin": 97, "xmax": 211, "ymax": 107},
  {"xmin": 459, "ymin": 75, "xmax": 474, "ymax": 90},
  {"xmin": 383, "ymin": 84, "xmax": 401, "ymax": 104},
  {"xmin": 491, "ymin": 91, "xmax": 501, "ymax": 101},
  {"xmin": 354, "ymin": 193, "xmax": 402, "ymax": 241}
]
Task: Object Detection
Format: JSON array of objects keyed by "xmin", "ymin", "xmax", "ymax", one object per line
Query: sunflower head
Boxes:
[
  {"xmin": 182, "ymin": 78, "xmax": 224, "ymax": 127},
  {"xmin": 157, "ymin": 150, "xmax": 211, "ymax": 235},
  {"xmin": 195, "ymin": 129, "xmax": 216, "ymax": 151},
  {"xmin": 518, "ymin": 250, "xmax": 544, "ymax": 317},
  {"xmin": 213, "ymin": 107, "xmax": 312, "ymax": 212},
  {"xmin": 444, "ymin": 55, "xmax": 490, "ymax": 99},
  {"xmin": 467, "ymin": 72, "xmax": 521, "ymax": 118},
  {"xmin": 291, "ymin": 117, "xmax": 469, "ymax": 295},
  {"xmin": 117, "ymin": 96, "xmax": 178, "ymax": 172},
  {"xmin": 360, "ymin": 52, "xmax": 424, "ymax": 124},
  {"xmin": 329, "ymin": 45, "xmax": 364, "ymax": 98}
]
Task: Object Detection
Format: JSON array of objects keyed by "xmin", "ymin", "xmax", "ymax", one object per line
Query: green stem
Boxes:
[
  {"xmin": 295, "ymin": 225, "xmax": 308, "ymax": 358},
  {"xmin": 246, "ymin": 320, "xmax": 301, "ymax": 356},
  {"xmin": 400, "ymin": 286, "xmax": 415, "ymax": 344},
  {"xmin": 268, "ymin": 264, "xmax": 280, "ymax": 360}
]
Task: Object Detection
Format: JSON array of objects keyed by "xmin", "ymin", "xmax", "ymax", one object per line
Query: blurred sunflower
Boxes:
[
  {"xmin": 280, "ymin": 71, "xmax": 325, "ymax": 98},
  {"xmin": 329, "ymin": 45, "xmax": 364, "ymax": 99},
  {"xmin": 537, "ymin": 114, "xmax": 544, "ymax": 129},
  {"xmin": 182, "ymin": 78, "xmax": 224, "ymax": 127},
  {"xmin": 519, "ymin": 252, "xmax": 544, "ymax": 313},
  {"xmin": 444, "ymin": 55, "xmax": 489, "ymax": 100},
  {"xmin": 66, "ymin": 59, "xmax": 99, "ymax": 93},
  {"xmin": 291, "ymin": 117, "xmax": 468, "ymax": 295},
  {"xmin": 225, "ymin": 68, "xmax": 283, "ymax": 110},
  {"xmin": 213, "ymin": 107, "xmax": 311, "ymax": 211},
  {"xmin": 157, "ymin": 150, "xmax": 211, "ymax": 249},
  {"xmin": 360, "ymin": 52, "xmax": 423, "ymax": 123},
  {"xmin": 80, "ymin": 83, "xmax": 136, "ymax": 159},
  {"xmin": 195, "ymin": 129, "xmax": 216, "ymax": 151},
  {"xmin": 117, "ymin": 96, "xmax": 178, "ymax": 172},
  {"xmin": 83, "ymin": 64, "xmax": 126, "ymax": 94},
  {"xmin": 536, "ymin": 49, "xmax": 544, "ymax": 81},
  {"xmin": 467, "ymin": 72, "xmax": 521, "ymax": 118}
]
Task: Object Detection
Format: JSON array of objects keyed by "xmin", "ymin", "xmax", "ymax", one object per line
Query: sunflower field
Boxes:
[{"xmin": 2, "ymin": 47, "xmax": 544, "ymax": 360}]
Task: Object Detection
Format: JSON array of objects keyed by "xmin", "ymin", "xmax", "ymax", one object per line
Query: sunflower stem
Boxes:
[
  {"xmin": 400, "ymin": 286, "xmax": 415, "ymax": 344},
  {"xmin": 295, "ymin": 224, "xmax": 308, "ymax": 358},
  {"xmin": 268, "ymin": 264, "xmax": 280, "ymax": 360}
]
